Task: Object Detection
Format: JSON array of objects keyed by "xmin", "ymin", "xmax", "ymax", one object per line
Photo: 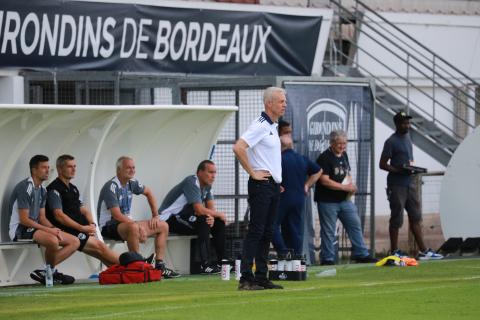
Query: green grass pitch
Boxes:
[{"xmin": 1, "ymin": 258, "xmax": 479, "ymax": 320}]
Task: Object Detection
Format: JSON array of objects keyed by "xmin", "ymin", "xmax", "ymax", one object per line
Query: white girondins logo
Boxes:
[{"xmin": 306, "ymin": 98, "xmax": 347, "ymax": 158}]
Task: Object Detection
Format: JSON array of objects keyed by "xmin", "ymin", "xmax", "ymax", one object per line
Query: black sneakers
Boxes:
[
  {"xmin": 30, "ymin": 269, "xmax": 46, "ymax": 284},
  {"xmin": 352, "ymin": 255, "xmax": 378, "ymax": 264},
  {"xmin": 200, "ymin": 264, "xmax": 221, "ymax": 275},
  {"xmin": 238, "ymin": 279, "xmax": 265, "ymax": 291},
  {"xmin": 162, "ymin": 267, "xmax": 181, "ymax": 279},
  {"xmin": 255, "ymin": 279, "xmax": 283, "ymax": 289},
  {"xmin": 155, "ymin": 262, "xmax": 181, "ymax": 279},
  {"xmin": 238, "ymin": 279, "xmax": 283, "ymax": 290},
  {"xmin": 30, "ymin": 269, "xmax": 75, "ymax": 285},
  {"xmin": 53, "ymin": 270, "xmax": 75, "ymax": 284}
]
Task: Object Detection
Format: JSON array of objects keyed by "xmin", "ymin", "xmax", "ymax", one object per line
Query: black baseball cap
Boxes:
[{"xmin": 393, "ymin": 111, "xmax": 412, "ymax": 123}]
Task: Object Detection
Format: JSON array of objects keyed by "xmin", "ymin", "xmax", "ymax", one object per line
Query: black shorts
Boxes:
[
  {"xmin": 101, "ymin": 220, "xmax": 123, "ymax": 241},
  {"xmin": 13, "ymin": 225, "xmax": 37, "ymax": 241},
  {"xmin": 63, "ymin": 229, "xmax": 90, "ymax": 251},
  {"xmin": 387, "ymin": 183, "xmax": 422, "ymax": 229}
]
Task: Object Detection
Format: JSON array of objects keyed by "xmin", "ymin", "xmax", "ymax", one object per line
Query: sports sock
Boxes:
[{"xmin": 155, "ymin": 260, "xmax": 165, "ymax": 270}]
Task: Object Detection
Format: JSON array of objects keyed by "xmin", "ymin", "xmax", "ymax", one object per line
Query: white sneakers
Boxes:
[{"xmin": 418, "ymin": 248, "xmax": 444, "ymax": 260}]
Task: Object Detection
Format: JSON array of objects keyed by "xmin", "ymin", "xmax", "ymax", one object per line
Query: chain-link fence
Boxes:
[{"xmin": 24, "ymin": 71, "xmax": 273, "ymax": 260}]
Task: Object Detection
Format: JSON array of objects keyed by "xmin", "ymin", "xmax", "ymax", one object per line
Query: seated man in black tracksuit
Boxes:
[{"xmin": 46, "ymin": 154, "xmax": 119, "ymax": 267}]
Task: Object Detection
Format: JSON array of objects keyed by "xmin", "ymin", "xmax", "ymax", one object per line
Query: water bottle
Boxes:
[
  {"xmin": 300, "ymin": 255, "xmax": 307, "ymax": 272},
  {"xmin": 235, "ymin": 258, "xmax": 241, "ymax": 280},
  {"xmin": 285, "ymin": 255, "xmax": 293, "ymax": 272},
  {"xmin": 292, "ymin": 254, "xmax": 302, "ymax": 272},
  {"xmin": 221, "ymin": 259, "xmax": 230, "ymax": 280},
  {"xmin": 277, "ymin": 254, "xmax": 286, "ymax": 271},
  {"xmin": 268, "ymin": 259, "xmax": 278, "ymax": 271},
  {"xmin": 45, "ymin": 264, "xmax": 53, "ymax": 287}
]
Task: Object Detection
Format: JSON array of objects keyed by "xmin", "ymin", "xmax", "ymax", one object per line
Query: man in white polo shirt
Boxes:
[{"xmin": 233, "ymin": 86, "xmax": 286, "ymax": 290}]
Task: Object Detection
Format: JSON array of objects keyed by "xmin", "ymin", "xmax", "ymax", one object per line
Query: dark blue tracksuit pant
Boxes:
[{"xmin": 272, "ymin": 197, "xmax": 305, "ymax": 255}]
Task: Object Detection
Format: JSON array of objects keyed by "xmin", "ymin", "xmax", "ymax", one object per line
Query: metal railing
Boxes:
[{"xmin": 327, "ymin": 0, "xmax": 480, "ymax": 141}]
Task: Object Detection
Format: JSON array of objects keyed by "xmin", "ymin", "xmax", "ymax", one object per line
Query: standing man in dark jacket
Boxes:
[{"xmin": 272, "ymin": 134, "xmax": 322, "ymax": 255}]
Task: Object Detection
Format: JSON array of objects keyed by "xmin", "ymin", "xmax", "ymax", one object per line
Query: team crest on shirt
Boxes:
[
  {"xmin": 26, "ymin": 183, "xmax": 33, "ymax": 196},
  {"xmin": 110, "ymin": 183, "xmax": 117, "ymax": 194},
  {"xmin": 334, "ymin": 166, "xmax": 346, "ymax": 176}
]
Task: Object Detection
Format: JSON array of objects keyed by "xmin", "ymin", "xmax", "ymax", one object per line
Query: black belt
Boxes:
[
  {"xmin": 249, "ymin": 176, "xmax": 278, "ymax": 184},
  {"xmin": 267, "ymin": 176, "xmax": 276, "ymax": 183}
]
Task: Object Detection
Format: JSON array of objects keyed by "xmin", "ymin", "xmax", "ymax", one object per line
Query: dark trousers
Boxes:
[
  {"xmin": 167, "ymin": 212, "xmax": 225, "ymax": 265},
  {"xmin": 272, "ymin": 197, "xmax": 305, "ymax": 255},
  {"xmin": 241, "ymin": 178, "xmax": 280, "ymax": 281}
]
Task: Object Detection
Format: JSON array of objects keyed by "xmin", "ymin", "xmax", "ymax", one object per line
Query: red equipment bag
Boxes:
[{"xmin": 99, "ymin": 261, "xmax": 161, "ymax": 285}]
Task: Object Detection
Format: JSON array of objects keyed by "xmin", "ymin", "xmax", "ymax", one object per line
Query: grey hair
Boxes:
[
  {"xmin": 329, "ymin": 130, "xmax": 348, "ymax": 144},
  {"xmin": 116, "ymin": 156, "xmax": 133, "ymax": 170},
  {"xmin": 263, "ymin": 87, "xmax": 285, "ymax": 104}
]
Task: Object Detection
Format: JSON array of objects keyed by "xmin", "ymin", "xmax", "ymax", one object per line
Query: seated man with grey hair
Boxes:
[
  {"xmin": 97, "ymin": 156, "xmax": 180, "ymax": 278},
  {"xmin": 314, "ymin": 130, "xmax": 377, "ymax": 265}
]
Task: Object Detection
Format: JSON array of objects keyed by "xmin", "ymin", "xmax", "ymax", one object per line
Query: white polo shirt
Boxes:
[{"xmin": 241, "ymin": 112, "xmax": 282, "ymax": 183}]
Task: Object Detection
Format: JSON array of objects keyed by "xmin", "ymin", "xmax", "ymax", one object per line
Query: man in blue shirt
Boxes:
[
  {"xmin": 272, "ymin": 134, "xmax": 322, "ymax": 255},
  {"xmin": 380, "ymin": 111, "xmax": 443, "ymax": 260}
]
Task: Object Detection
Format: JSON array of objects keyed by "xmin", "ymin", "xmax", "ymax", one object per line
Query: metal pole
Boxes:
[
  {"xmin": 432, "ymin": 56, "xmax": 436, "ymax": 122},
  {"xmin": 406, "ymin": 54, "xmax": 410, "ymax": 114},
  {"xmin": 53, "ymin": 71, "xmax": 58, "ymax": 105},
  {"xmin": 114, "ymin": 72, "xmax": 120, "ymax": 105},
  {"xmin": 85, "ymin": 80, "xmax": 90, "ymax": 104},
  {"xmin": 234, "ymin": 90, "xmax": 240, "ymax": 238},
  {"xmin": 370, "ymin": 80, "xmax": 376, "ymax": 256}
]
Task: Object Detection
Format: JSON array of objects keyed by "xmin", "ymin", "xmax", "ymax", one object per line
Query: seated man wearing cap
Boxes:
[{"xmin": 379, "ymin": 111, "xmax": 443, "ymax": 260}]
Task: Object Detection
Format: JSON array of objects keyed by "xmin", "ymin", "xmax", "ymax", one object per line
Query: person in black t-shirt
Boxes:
[
  {"xmin": 46, "ymin": 155, "xmax": 119, "ymax": 266},
  {"xmin": 314, "ymin": 130, "xmax": 376, "ymax": 265}
]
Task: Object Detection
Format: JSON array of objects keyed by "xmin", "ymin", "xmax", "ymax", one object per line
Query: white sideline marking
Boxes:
[
  {"xmin": 70, "ymin": 281, "xmax": 479, "ymax": 320},
  {"xmin": 0, "ymin": 285, "xmax": 117, "ymax": 297},
  {"xmin": 359, "ymin": 275, "xmax": 480, "ymax": 287}
]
